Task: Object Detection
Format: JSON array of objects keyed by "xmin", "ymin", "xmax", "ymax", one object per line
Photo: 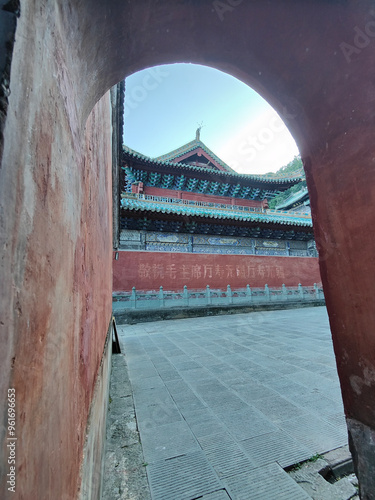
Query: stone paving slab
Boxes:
[
  {"xmin": 146, "ymin": 451, "xmax": 223, "ymax": 500},
  {"xmin": 198, "ymin": 434, "xmax": 256, "ymax": 478},
  {"xmin": 223, "ymin": 462, "xmax": 311, "ymax": 500},
  {"xmin": 239, "ymin": 430, "xmax": 312, "ymax": 468},
  {"xmin": 181, "ymin": 409, "xmax": 227, "ymax": 438},
  {"xmin": 115, "ymin": 306, "xmax": 348, "ymax": 499},
  {"xmin": 140, "ymin": 421, "xmax": 201, "ymax": 462},
  {"xmin": 133, "ymin": 401, "xmax": 183, "ymax": 432},
  {"xmin": 279, "ymin": 414, "xmax": 347, "ymax": 453}
]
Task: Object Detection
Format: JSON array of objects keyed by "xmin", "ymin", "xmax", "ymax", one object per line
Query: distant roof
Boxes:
[
  {"xmin": 122, "ymin": 146, "xmax": 304, "ymax": 188},
  {"xmin": 276, "ymin": 188, "xmax": 310, "ymax": 210},
  {"xmin": 155, "ymin": 137, "xmax": 236, "ymax": 173},
  {"xmin": 155, "ymin": 136, "xmax": 305, "ymax": 181}
]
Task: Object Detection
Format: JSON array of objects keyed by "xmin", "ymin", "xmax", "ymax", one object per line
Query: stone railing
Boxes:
[{"xmin": 112, "ymin": 284, "xmax": 324, "ymax": 311}]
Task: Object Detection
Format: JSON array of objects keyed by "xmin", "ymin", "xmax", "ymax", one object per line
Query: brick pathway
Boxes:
[{"xmin": 115, "ymin": 306, "xmax": 347, "ymax": 500}]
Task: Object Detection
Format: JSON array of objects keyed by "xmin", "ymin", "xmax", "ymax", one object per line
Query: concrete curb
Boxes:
[{"xmin": 102, "ymin": 354, "xmax": 152, "ymax": 499}]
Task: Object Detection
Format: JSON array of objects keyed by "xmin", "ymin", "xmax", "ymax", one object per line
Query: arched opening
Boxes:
[{"xmin": 109, "ymin": 63, "xmax": 346, "ymax": 498}]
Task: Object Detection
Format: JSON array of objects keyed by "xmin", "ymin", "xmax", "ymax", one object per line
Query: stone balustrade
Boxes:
[{"xmin": 112, "ymin": 283, "xmax": 324, "ymax": 311}]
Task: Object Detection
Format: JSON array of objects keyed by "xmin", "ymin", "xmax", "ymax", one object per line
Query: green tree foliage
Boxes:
[{"xmin": 275, "ymin": 155, "xmax": 303, "ymax": 176}]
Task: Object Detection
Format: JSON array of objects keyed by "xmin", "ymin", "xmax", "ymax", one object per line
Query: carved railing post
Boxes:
[
  {"xmin": 206, "ymin": 285, "xmax": 211, "ymax": 305},
  {"xmin": 159, "ymin": 286, "xmax": 164, "ymax": 308},
  {"xmin": 227, "ymin": 285, "xmax": 233, "ymax": 304},
  {"xmin": 246, "ymin": 284, "xmax": 252, "ymax": 302},
  {"xmin": 282, "ymin": 284, "xmax": 287, "ymax": 301},
  {"xmin": 130, "ymin": 286, "xmax": 136, "ymax": 309},
  {"xmin": 183, "ymin": 285, "xmax": 189, "ymax": 306},
  {"xmin": 265, "ymin": 284, "xmax": 270, "ymax": 302},
  {"xmin": 298, "ymin": 283, "xmax": 304, "ymax": 300}
]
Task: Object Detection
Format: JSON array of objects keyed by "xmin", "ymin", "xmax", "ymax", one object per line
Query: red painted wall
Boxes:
[
  {"xmin": 113, "ymin": 251, "xmax": 321, "ymax": 292},
  {"xmin": 0, "ymin": 4, "xmax": 113, "ymax": 497},
  {"xmin": 138, "ymin": 186, "xmax": 263, "ymax": 208}
]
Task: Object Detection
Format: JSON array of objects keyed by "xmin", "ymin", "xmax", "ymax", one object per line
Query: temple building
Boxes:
[
  {"xmin": 114, "ymin": 132, "xmax": 320, "ymax": 291},
  {"xmin": 119, "ymin": 131, "xmax": 315, "ymax": 254}
]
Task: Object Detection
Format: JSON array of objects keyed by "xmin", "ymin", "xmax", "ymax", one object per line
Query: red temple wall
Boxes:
[
  {"xmin": 113, "ymin": 251, "xmax": 321, "ymax": 292},
  {"xmin": 132, "ymin": 185, "xmax": 263, "ymax": 208}
]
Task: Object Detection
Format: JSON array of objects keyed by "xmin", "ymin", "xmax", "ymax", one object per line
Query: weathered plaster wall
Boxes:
[
  {"xmin": 0, "ymin": 1, "xmax": 113, "ymax": 498},
  {"xmin": 113, "ymin": 251, "xmax": 321, "ymax": 292},
  {"xmin": 78, "ymin": 324, "xmax": 112, "ymax": 500}
]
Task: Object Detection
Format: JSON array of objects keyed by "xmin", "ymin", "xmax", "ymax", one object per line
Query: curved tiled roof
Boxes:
[
  {"xmin": 123, "ymin": 147, "xmax": 303, "ymax": 186},
  {"xmin": 276, "ymin": 188, "xmax": 309, "ymax": 210},
  {"xmin": 155, "ymin": 139, "xmax": 305, "ymax": 180},
  {"xmin": 121, "ymin": 197, "xmax": 312, "ymax": 228},
  {"xmin": 155, "ymin": 139, "xmax": 236, "ymax": 173}
]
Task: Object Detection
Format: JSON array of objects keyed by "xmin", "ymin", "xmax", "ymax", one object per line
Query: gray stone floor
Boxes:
[{"xmin": 111, "ymin": 306, "xmax": 349, "ymax": 500}]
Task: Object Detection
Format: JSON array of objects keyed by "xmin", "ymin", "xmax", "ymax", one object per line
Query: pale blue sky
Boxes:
[{"xmin": 123, "ymin": 64, "xmax": 299, "ymax": 175}]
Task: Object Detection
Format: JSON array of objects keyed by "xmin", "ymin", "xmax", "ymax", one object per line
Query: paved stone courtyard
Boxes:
[{"xmin": 105, "ymin": 306, "xmax": 349, "ymax": 499}]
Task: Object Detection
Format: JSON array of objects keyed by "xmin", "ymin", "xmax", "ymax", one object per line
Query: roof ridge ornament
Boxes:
[{"xmin": 196, "ymin": 121, "xmax": 204, "ymax": 141}]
